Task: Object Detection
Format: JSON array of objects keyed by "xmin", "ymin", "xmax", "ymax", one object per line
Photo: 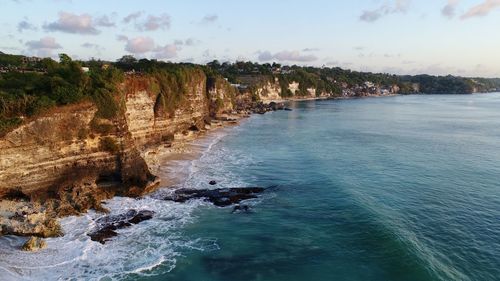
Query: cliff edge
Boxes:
[{"xmin": 0, "ymin": 70, "xmax": 237, "ymax": 237}]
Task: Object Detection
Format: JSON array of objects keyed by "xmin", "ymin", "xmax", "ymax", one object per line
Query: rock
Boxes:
[
  {"xmin": 284, "ymin": 108, "xmax": 293, "ymax": 111},
  {"xmin": 231, "ymin": 204, "xmax": 251, "ymax": 213},
  {"xmin": 22, "ymin": 236, "xmax": 47, "ymax": 252},
  {"xmin": 163, "ymin": 187, "xmax": 265, "ymax": 207},
  {"xmin": 0, "ymin": 200, "xmax": 63, "ymax": 238},
  {"xmin": 269, "ymin": 102, "xmax": 286, "ymax": 111},
  {"xmin": 209, "ymin": 180, "xmax": 217, "ymax": 185},
  {"xmin": 269, "ymin": 102, "xmax": 278, "ymax": 111},
  {"xmin": 88, "ymin": 209, "xmax": 154, "ymax": 244}
]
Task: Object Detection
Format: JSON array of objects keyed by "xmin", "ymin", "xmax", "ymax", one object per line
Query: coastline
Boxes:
[
  {"xmin": 0, "ymin": 93, "xmax": 388, "ymax": 248},
  {"xmin": 143, "ymin": 116, "xmax": 246, "ymax": 189}
]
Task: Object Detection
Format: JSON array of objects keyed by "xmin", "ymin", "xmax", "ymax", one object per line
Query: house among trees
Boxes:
[{"xmin": 21, "ymin": 56, "xmax": 42, "ymax": 65}]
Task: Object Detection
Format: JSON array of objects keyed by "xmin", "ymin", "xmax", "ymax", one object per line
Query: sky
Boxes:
[{"xmin": 1, "ymin": 0, "xmax": 500, "ymax": 77}]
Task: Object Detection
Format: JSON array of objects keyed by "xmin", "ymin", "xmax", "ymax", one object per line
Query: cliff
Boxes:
[{"xmin": 0, "ymin": 70, "xmax": 236, "ymax": 237}]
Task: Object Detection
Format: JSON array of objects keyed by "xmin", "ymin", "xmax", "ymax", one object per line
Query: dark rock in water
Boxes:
[
  {"xmin": 232, "ymin": 204, "xmax": 251, "ymax": 213},
  {"xmin": 163, "ymin": 187, "xmax": 265, "ymax": 207},
  {"xmin": 209, "ymin": 180, "xmax": 217, "ymax": 185},
  {"xmin": 269, "ymin": 102, "xmax": 286, "ymax": 111},
  {"xmin": 88, "ymin": 209, "xmax": 154, "ymax": 244},
  {"xmin": 269, "ymin": 102, "xmax": 277, "ymax": 111},
  {"xmin": 284, "ymin": 108, "xmax": 292, "ymax": 111}
]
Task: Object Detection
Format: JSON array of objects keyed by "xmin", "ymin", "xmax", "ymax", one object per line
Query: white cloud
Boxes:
[
  {"xmin": 25, "ymin": 36, "xmax": 62, "ymax": 57},
  {"xmin": 25, "ymin": 36, "xmax": 62, "ymax": 49},
  {"xmin": 200, "ymin": 14, "xmax": 218, "ymax": 24},
  {"xmin": 185, "ymin": 38, "xmax": 200, "ymax": 46},
  {"xmin": 81, "ymin": 42, "xmax": 105, "ymax": 52},
  {"xmin": 360, "ymin": 0, "xmax": 410, "ymax": 22},
  {"xmin": 153, "ymin": 44, "xmax": 178, "ymax": 59},
  {"xmin": 258, "ymin": 50, "xmax": 317, "ymax": 62},
  {"xmin": 302, "ymin": 48, "xmax": 319, "ymax": 52},
  {"xmin": 17, "ymin": 19, "xmax": 37, "ymax": 32},
  {"xmin": 137, "ymin": 14, "xmax": 171, "ymax": 31},
  {"xmin": 116, "ymin": 35, "xmax": 128, "ymax": 42},
  {"xmin": 123, "ymin": 11, "xmax": 143, "ymax": 23},
  {"xmin": 125, "ymin": 36, "xmax": 155, "ymax": 54},
  {"xmin": 461, "ymin": 0, "xmax": 500, "ymax": 19},
  {"xmin": 95, "ymin": 15, "xmax": 115, "ymax": 27},
  {"xmin": 442, "ymin": 0, "xmax": 460, "ymax": 18},
  {"xmin": 44, "ymin": 12, "xmax": 100, "ymax": 34}
]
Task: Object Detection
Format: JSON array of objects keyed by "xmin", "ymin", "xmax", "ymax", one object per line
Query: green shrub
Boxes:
[
  {"xmin": 0, "ymin": 117, "xmax": 22, "ymax": 137},
  {"xmin": 27, "ymin": 96, "xmax": 56, "ymax": 116},
  {"xmin": 93, "ymin": 88, "xmax": 119, "ymax": 119}
]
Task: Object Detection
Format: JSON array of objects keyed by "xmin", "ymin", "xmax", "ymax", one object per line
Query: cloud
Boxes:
[
  {"xmin": 25, "ymin": 36, "xmax": 62, "ymax": 57},
  {"xmin": 360, "ymin": 0, "xmax": 410, "ymax": 22},
  {"xmin": 442, "ymin": 0, "xmax": 460, "ymax": 18},
  {"xmin": 258, "ymin": 50, "xmax": 318, "ymax": 62},
  {"xmin": 95, "ymin": 15, "xmax": 115, "ymax": 27},
  {"xmin": 81, "ymin": 42, "xmax": 105, "ymax": 51},
  {"xmin": 200, "ymin": 14, "xmax": 218, "ymax": 24},
  {"xmin": 137, "ymin": 14, "xmax": 171, "ymax": 31},
  {"xmin": 185, "ymin": 38, "xmax": 200, "ymax": 46},
  {"xmin": 25, "ymin": 36, "xmax": 62, "ymax": 49},
  {"xmin": 302, "ymin": 48, "xmax": 320, "ymax": 52},
  {"xmin": 258, "ymin": 51, "xmax": 273, "ymax": 61},
  {"xmin": 17, "ymin": 19, "xmax": 37, "ymax": 32},
  {"xmin": 44, "ymin": 12, "xmax": 100, "ymax": 34},
  {"xmin": 402, "ymin": 60, "xmax": 416, "ymax": 64},
  {"xmin": 174, "ymin": 38, "xmax": 200, "ymax": 46},
  {"xmin": 461, "ymin": 0, "xmax": 500, "ymax": 19},
  {"xmin": 123, "ymin": 11, "xmax": 143, "ymax": 23},
  {"xmin": 116, "ymin": 35, "xmax": 128, "ymax": 42},
  {"xmin": 153, "ymin": 44, "xmax": 178, "ymax": 59},
  {"xmin": 125, "ymin": 36, "xmax": 155, "ymax": 54}
]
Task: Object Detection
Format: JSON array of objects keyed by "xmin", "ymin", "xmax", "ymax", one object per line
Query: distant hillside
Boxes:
[
  {"xmin": 2, "ymin": 52, "xmax": 500, "ymax": 136},
  {"xmin": 205, "ymin": 60, "xmax": 500, "ymax": 96}
]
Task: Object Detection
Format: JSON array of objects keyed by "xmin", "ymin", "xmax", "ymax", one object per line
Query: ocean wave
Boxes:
[{"xmin": 0, "ymin": 126, "xmax": 247, "ymax": 281}]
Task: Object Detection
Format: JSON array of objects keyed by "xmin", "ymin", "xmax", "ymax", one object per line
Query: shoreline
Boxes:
[
  {"xmin": 143, "ymin": 117, "xmax": 246, "ymax": 189},
  {"xmin": 0, "ymin": 93, "xmax": 393, "ymax": 247}
]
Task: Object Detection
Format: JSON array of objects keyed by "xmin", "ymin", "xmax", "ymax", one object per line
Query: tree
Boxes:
[
  {"xmin": 58, "ymin": 53, "xmax": 72, "ymax": 65},
  {"xmin": 117, "ymin": 55, "xmax": 137, "ymax": 64}
]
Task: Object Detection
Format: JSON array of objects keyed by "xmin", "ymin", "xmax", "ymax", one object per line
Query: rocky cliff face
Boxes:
[
  {"xmin": 255, "ymin": 79, "xmax": 282, "ymax": 102},
  {"xmin": 254, "ymin": 79, "xmax": 333, "ymax": 102},
  {"xmin": 0, "ymin": 72, "xmax": 235, "ymax": 232}
]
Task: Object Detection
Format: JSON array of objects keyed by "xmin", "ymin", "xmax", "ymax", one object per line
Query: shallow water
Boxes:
[{"xmin": 1, "ymin": 94, "xmax": 500, "ymax": 281}]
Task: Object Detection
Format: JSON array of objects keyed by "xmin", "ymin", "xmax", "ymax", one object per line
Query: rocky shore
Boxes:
[
  {"xmin": 0, "ymin": 84, "xmax": 292, "ymax": 250},
  {"xmin": 0, "ymin": 76, "xmax": 390, "ymax": 251}
]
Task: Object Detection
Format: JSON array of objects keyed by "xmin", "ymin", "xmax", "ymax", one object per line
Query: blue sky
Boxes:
[{"xmin": 1, "ymin": 0, "xmax": 500, "ymax": 77}]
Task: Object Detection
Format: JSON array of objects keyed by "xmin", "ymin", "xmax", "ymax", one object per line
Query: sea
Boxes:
[{"xmin": 1, "ymin": 93, "xmax": 499, "ymax": 281}]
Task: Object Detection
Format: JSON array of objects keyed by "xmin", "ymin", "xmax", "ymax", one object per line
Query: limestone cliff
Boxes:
[{"xmin": 0, "ymin": 71, "xmax": 235, "ymax": 231}]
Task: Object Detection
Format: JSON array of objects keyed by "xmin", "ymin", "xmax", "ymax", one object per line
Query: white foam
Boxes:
[
  {"xmin": 0, "ymin": 123, "xmax": 259, "ymax": 280},
  {"xmin": 0, "ymin": 196, "xmax": 217, "ymax": 280}
]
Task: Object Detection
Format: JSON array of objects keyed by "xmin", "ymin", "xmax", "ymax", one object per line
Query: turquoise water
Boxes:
[
  {"xmin": 1, "ymin": 94, "xmax": 499, "ymax": 281},
  {"xmin": 132, "ymin": 94, "xmax": 500, "ymax": 281}
]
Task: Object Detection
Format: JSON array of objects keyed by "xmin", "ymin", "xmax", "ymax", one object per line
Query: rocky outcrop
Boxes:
[
  {"xmin": 22, "ymin": 236, "xmax": 47, "ymax": 251},
  {"xmin": 0, "ymin": 71, "xmax": 236, "ymax": 238},
  {"xmin": 207, "ymin": 76, "xmax": 235, "ymax": 117},
  {"xmin": 88, "ymin": 209, "xmax": 154, "ymax": 244},
  {"xmin": 256, "ymin": 78, "xmax": 282, "ymax": 102},
  {"xmin": 0, "ymin": 200, "xmax": 62, "ymax": 237},
  {"xmin": 161, "ymin": 187, "xmax": 265, "ymax": 207}
]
